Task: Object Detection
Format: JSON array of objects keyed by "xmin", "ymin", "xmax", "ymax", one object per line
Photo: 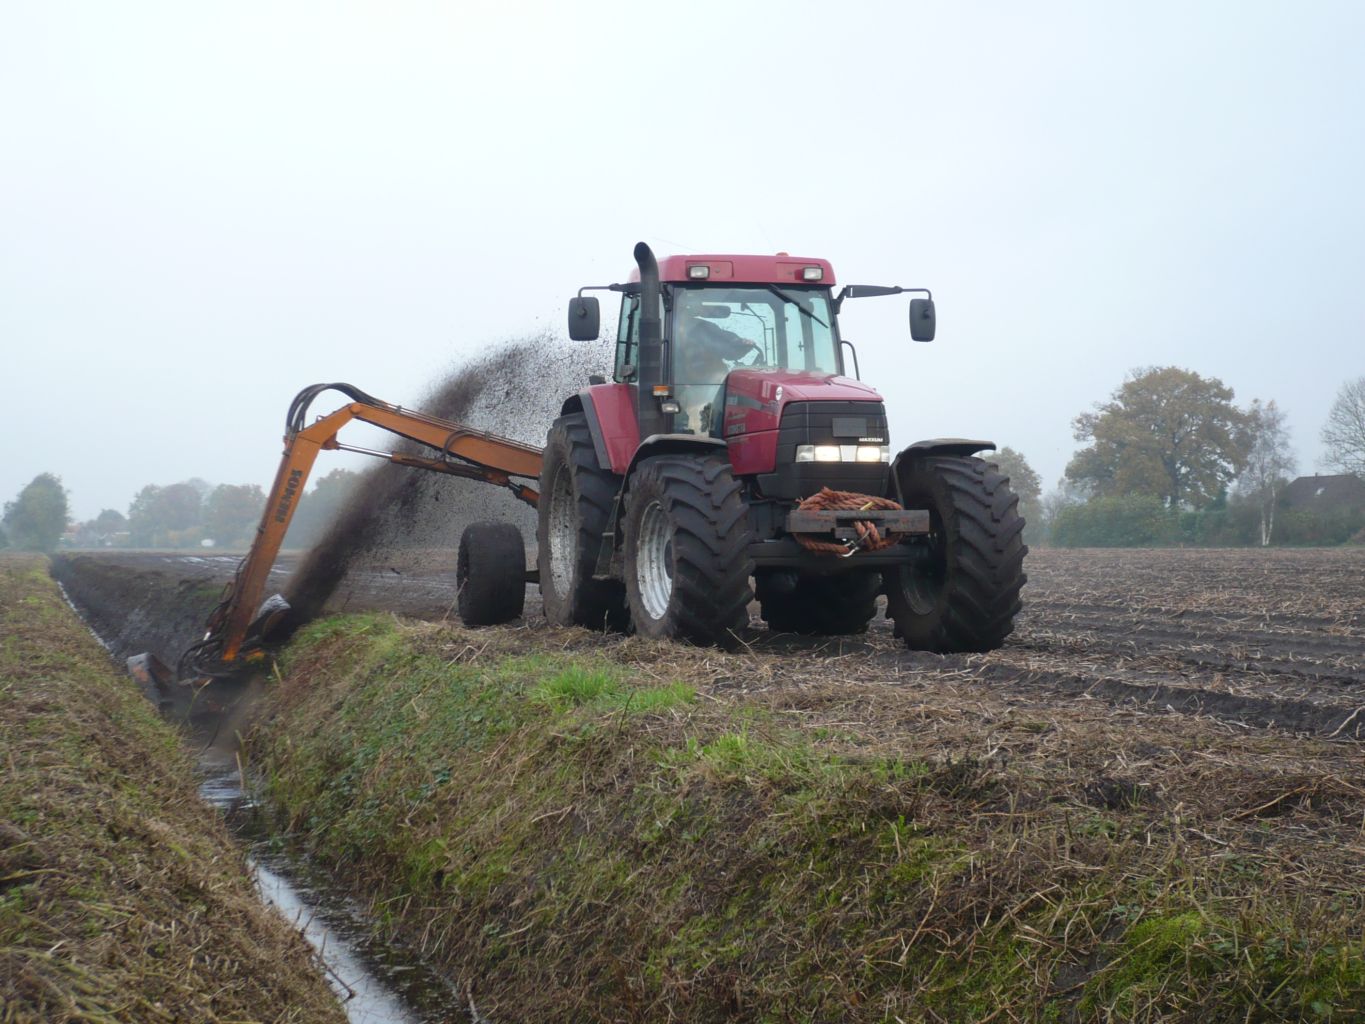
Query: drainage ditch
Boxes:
[
  {"xmin": 52, "ymin": 554, "xmax": 478, "ymax": 1024},
  {"xmin": 199, "ymin": 755, "xmax": 472, "ymax": 1024}
]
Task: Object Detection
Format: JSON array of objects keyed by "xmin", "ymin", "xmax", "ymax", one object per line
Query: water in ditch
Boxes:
[
  {"xmin": 198, "ymin": 756, "xmax": 475, "ymax": 1024},
  {"xmin": 60, "ymin": 577, "xmax": 477, "ymax": 1024}
]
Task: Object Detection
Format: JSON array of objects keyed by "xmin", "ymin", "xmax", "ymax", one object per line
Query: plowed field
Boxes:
[{"xmin": 58, "ymin": 545, "xmax": 1365, "ymax": 742}]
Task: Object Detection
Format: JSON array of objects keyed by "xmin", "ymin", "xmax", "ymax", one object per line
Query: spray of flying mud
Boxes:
[{"xmin": 284, "ymin": 330, "xmax": 612, "ymax": 624}]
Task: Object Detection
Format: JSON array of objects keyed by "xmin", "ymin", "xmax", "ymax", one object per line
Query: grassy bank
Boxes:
[
  {"xmin": 250, "ymin": 613, "xmax": 1365, "ymax": 1023},
  {"xmin": 0, "ymin": 554, "xmax": 344, "ymax": 1024}
]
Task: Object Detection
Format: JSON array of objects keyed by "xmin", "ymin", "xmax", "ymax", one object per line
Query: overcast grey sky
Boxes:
[{"xmin": 3, "ymin": 1, "xmax": 1363, "ymax": 520}]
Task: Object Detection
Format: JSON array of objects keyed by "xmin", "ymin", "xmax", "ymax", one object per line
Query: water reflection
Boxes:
[{"xmin": 199, "ymin": 764, "xmax": 468, "ymax": 1024}]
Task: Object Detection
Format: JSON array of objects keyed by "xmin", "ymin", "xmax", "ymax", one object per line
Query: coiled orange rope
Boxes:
[{"xmin": 793, "ymin": 487, "xmax": 904, "ymax": 556}]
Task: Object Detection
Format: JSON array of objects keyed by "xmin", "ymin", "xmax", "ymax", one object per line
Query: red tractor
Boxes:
[
  {"xmin": 136, "ymin": 241, "xmax": 1027, "ymax": 691},
  {"xmin": 535, "ymin": 242, "xmax": 1026, "ymax": 651}
]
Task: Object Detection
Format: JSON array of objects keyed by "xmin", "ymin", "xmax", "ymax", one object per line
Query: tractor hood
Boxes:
[{"xmin": 721, "ymin": 369, "xmax": 882, "ymax": 439}]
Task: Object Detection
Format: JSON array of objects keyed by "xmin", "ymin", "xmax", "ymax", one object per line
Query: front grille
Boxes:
[
  {"xmin": 758, "ymin": 400, "xmax": 891, "ymax": 501},
  {"xmin": 775, "ymin": 401, "xmax": 889, "ymax": 461}
]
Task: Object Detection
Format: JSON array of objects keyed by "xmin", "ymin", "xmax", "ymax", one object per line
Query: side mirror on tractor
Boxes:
[
  {"xmin": 568, "ymin": 296, "xmax": 600, "ymax": 341},
  {"xmin": 909, "ymin": 298, "xmax": 936, "ymax": 342}
]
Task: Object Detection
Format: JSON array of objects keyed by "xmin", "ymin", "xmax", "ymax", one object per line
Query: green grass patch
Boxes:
[{"xmin": 530, "ymin": 664, "xmax": 694, "ymax": 713}]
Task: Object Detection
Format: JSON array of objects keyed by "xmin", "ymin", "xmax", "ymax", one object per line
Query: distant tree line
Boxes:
[
  {"xmin": 115, "ymin": 469, "xmax": 361, "ymax": 549},
  {"xmin": 1, "ymin": 468, "xmax": 363, "ymax": 553},
  {"xmin": 1035, "ymin": 369, "xmax": 1365, "ymax": 548},
  {"xmin": 964, "ymin": 371, "xmax": 1364, "ymax": 549}
]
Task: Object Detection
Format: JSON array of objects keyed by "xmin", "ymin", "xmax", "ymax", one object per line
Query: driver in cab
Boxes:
[{"xmin": 673, "ymin": 315, "xmax": 752, "ymax": 436}]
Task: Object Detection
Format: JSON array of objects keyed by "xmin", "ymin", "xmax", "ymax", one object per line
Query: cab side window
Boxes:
[{"xmin": 614, "ymin": 294, "xmax": 639, "ymax": 382}]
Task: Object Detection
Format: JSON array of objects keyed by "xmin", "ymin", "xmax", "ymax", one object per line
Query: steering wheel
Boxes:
[{"xmin": 740, "ymin": 342, "xmax": 766, "ymax": 367}]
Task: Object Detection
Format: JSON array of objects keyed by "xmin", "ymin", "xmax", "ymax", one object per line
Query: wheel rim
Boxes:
[
  {"xmin": 547, "ymin": 464, "xmax": 575, "ymax": 594},
  {"xmin": 635, "ymin": 499, "xmax": 673, "ymax": 621},
  {"xmin": 903, "ymin": 515, "xmax": 947, "ymax": 615}
]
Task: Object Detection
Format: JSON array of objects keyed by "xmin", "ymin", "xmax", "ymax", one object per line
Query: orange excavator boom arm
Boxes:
[{"xmin": 186, "ymin": 384, "xmax": 542, "ymax": 675}]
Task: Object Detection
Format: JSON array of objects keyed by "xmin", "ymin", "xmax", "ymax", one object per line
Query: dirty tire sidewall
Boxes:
[
  {"xmin": 457, "ymin": 521, "xmax": 527, "ymax": 626},
  {"xmin": 885, "ymin": 455, "xmax": 1027, "ymax": 653},
  {"xmin": 536, "ymin": 413, "xmax": 627, "ymax": 630},
  {"xmin": 623, "ymin": 455, "xmax": 753, "ymax": 647}
]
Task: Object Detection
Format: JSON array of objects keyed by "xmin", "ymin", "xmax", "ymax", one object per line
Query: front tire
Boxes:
[
  {"xmin": 885, "ymin": 455, "xmax": 1027, "ymax": 652},
  {"xmin": 536, "ymin": 413, "xmax": 628, "ymax": 630},
  {"xmin": 623, "ymin": 455, "xmax": 753, "ymax": 646}
]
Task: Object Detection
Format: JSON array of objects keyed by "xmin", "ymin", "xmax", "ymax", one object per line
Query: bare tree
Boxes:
[
  {"xmin": 1321, "ymin": 376, "xmax": 1365, "ymax": 475},
  {"xmin": 1236, "ymin": 399, "xmax": 1296, "ymax": 546}
]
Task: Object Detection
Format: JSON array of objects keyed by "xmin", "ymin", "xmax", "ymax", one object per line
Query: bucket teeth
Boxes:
[{"xmin": 127, "ymin": 652, "xmax": 175, "ymax": 691}]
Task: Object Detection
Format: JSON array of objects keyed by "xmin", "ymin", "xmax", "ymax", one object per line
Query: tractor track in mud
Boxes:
[{"xmin": 53, "ymin": 545, "xmax": 1365, "ymax": 745}]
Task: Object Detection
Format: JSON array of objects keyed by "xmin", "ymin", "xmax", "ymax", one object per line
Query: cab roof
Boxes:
[{"xmin": 628, "ymin": 253, "xmax": 838, "ymax": 287}]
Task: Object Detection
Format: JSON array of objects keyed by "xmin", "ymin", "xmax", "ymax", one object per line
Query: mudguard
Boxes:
[
  {"xmin": 889, "ymin": 439, "xmax": 996, "ymax": 503},
  {"xmin": 623, "ymin": 434, "xmax": 727, "ymax": 480},
  {"xmin": 567, "ymin": 384, "xmax": 640, "ymax": 475},
  {"xmin": 559, "ymin": 392, "xmax": 607, "ymax": 468}
]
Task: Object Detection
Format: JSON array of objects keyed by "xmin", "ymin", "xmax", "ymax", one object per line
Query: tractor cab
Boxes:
[
  {"xmin": 614, "ymin": 281, "xmax": 842, "ymax": 437},
  {"xmin": 566, "ymin": 249, "xmax": 936, "ymax": 461}
]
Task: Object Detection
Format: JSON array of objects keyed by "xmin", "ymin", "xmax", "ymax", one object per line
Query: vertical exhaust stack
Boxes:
[{"xmin": 634, "ymin": 241, "xmax": 669, "ymax": 439}]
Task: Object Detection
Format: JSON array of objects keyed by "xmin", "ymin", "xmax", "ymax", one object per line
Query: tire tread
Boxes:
[
  {"xmin": 536, "ymin": 414, "xmax": 627, "ymax": 630},
  {"xmin": 624, "ymin": 455, "xmax": 753, "ymax": 646},
  {"xmin": 886, "ymin": 455, "xmax": 1028, "ymax": 652}
]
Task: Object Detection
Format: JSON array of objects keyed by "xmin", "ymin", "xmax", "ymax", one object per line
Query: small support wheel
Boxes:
[{"xmin": 457, "ymin": 522, "xmax": 526, "ymax": 626}]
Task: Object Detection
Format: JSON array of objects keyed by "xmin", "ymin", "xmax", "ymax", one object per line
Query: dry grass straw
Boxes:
[
  {"xmin": 252, "ymin": 595, "xmax": 1365, "ymax": 1023},
  {"xmin": 0, "ymin": 554, "xmax": 344, "ymax": 1024}
]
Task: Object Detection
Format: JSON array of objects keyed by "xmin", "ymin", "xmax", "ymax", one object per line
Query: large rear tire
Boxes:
[
  {"xmin": 536, "ymin": 413, "xmax": 628, "ymax": 630},
  {"xmin": 885, "ymin": 455, "xmax": 1027, "ymax": 652},
  {"xmin": 623, "ymin": 455, "xmax": 753, "ymax": 647},
  {"xmin": 757, "ymin": 572, "xmax": 882, "ymax": 635},
  {"xmin": 457, "ymin": 522, "xmax": 526, "ymax": 626}
]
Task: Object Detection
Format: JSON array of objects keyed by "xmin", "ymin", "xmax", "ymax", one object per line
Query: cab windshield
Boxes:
[
  {"xmin": 668, "ymin": 285, "xmax": 840, "ymax": 436},
  {"xmin": 612, "ymin": 284, "xmax": 842, "ymax": 436},
  {"xmin": 671, "ymin": 285, "xmax": 840, "ymax": 379}
]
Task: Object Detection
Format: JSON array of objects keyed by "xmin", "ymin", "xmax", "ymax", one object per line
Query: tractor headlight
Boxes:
[
  {"xmin": 795, "ymin": 444, "xmax": 889, "ymax": 463},
  {"xmin": 795, "ymin": 445, "xmax": 842, "ymax": 462}
]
